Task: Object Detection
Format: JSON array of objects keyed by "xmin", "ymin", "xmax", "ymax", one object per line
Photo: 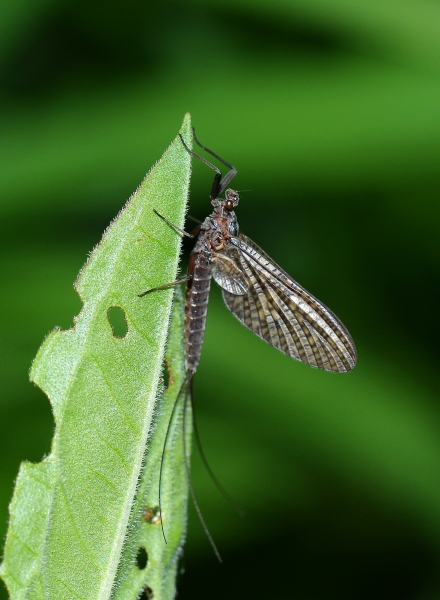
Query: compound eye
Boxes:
[{"xmin": 225, "ymin": 199, "xmax": 234, "ymax": 211}]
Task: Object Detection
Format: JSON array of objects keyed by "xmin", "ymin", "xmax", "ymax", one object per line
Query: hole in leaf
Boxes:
[
  {"xmin": 136, "ymin": 546, "xmax": 148, "ymax": 570},
  {"xmin": 142, "ymin": 586, "xmax": 154, "ymax": 599},
  {"xmin": 143, "ymin": 505, "xmax": 161, "ymax": 525},
  {"xmin": 162, "ymin": 359, "xmax": 170, "ymax": 391},
  {"xmin": 107, "ymin": 306, "xmax": 128, "ymax": 338}
]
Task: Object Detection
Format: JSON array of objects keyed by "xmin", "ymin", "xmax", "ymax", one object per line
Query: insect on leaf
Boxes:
[{"xmin": 179, "ymin": 131, "xmax": 357, "ymax": 376}]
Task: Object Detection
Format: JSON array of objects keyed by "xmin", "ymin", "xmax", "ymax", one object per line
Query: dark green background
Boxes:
[{"xmin": 1, "ymin": 1, "xmax": 440, "ymax": 598}]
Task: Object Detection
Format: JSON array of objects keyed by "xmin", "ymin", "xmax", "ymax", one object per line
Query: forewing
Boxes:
[
  {"xmin": 212, "ymin": 253, "xmax": 248, "ymax": 295},
  {"xmin": 223, "ymin": 234, "xmax": 357, "ymax": 373}
]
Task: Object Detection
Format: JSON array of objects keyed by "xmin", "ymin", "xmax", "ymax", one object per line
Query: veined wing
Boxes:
[
  {"xmin": 222, "ymin": 234, "xmax": 357, "ymax": 373},
  {"xmin": 212, "ymin": 253, "xmax": 248, "ymax": 295}
]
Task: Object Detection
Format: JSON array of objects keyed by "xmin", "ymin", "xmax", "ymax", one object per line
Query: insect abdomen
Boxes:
[{"xmin": 185, "ymin": 251, "xmax": 212, "ymax": 373}]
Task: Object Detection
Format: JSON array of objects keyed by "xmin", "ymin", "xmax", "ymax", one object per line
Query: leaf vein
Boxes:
[
  {"xmin": 52, "ymin": 573, "xmax": 87, "ymax": 600},
  {"xmin": 88, "ymin": 466, "xmax": 118, "ymax": 492},
  {"xmin": 89, "ymin": 425, "xmax": 131, "ymax": 471},
  {"xmin": 10, "ymin": 532, "xmax": 38, "ymax": 557},
  {"xmin": 59, "ymin": 482, "xmax": 99, "ymax": 568},
  {"xmin": 90, "ymin": 354, "xmax": 140, "ymax": 435}
]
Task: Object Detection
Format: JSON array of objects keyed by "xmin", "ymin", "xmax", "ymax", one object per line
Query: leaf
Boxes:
[
  {"xmin": 0, "ymin": 113, "xmax": 192, "ymax": 600},
  {"xmin": 111, "ymin": 286, "xmax": 191, "ymax": 600}
]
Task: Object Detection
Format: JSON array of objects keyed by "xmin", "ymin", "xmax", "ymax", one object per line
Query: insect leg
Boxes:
[
  {"xmin": 186, "ymin": 214, "xmax": 202, "ymax": 225},
  {"xmin": 192, "ymin": 127, "xmax": 235, "ymax": 170},
  {"xmin": 138, "ymin": 276, "xmax": 191, "ymax": 297},
  {"xmin": 192, "ymin": 127, "xmax": 237, "ymax": 196},
  {"xmin": 179, "ymin": 134, "xmax": 223, "ymax": 200},
  {"xmin": 153, "ymin": 208, "xmax": 193, "ymax": 238}
]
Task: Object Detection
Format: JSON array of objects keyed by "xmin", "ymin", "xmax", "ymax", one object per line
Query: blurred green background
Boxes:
[{"xmin": 2, "ymin": 1, "xmax": 440, "ymax": 598}]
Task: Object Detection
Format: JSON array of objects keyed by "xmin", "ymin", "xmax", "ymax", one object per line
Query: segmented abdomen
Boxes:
[{"xmin": 185, "ymin": 251, "xmax": 212, "ymax": 373}]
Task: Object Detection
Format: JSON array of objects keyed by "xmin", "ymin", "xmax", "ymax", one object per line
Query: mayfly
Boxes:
[
  {"xmin": 141, "ymin": 129, "xmax": 357, "ymax": 374},
  {"xmin": 139, "ymin": 129, "xmax": 357, "ymax": 557}
]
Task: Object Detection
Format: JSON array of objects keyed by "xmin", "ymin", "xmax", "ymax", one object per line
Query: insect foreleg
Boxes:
[
  {"xmin": 191, "ymin": 127, "xmax": 237, "ymax": 196},
  {"xmin": 178, "ymin": 134, "xmax": 223, "ymax": 200},
  {"xmin": 192, "ymin": 127, "xmax": 235, "ymax": 170}
]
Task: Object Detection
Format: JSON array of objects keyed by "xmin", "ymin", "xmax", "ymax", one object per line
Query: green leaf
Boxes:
[
  {"xmin": 112, "ymin": 286, "xmax": 192, "ymax": 600},
  {"xmin": 0, "ymin": 113, "xmax": 192, "ymax": 600}
]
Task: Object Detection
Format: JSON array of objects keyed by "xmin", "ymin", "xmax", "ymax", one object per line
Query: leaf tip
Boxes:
[{"xmin": 179, "ymin": 113, "xmax": 192, "ymax": 146}]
